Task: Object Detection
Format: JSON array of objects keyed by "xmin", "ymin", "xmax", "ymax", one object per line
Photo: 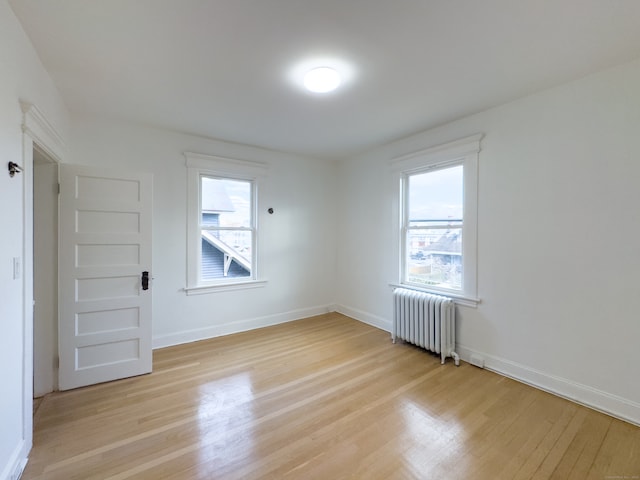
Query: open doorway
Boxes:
[{"xmin": 33, "ymin": 145, "xmax": 58, "ymax": 398}]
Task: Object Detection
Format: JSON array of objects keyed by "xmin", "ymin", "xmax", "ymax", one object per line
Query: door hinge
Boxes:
[
  {"xmin": 57, "ymin": 183, "xmax": 60, "ymax": 194},
  {"xmin": 55, "ymin": 356, "xmax": 60, "ymax": 369}
]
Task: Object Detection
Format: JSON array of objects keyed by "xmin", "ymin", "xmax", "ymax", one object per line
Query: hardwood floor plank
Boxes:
[
  {"xmin": 22, "ymin": 314, "xmax": 640, "ymax": 479},
  {"xmin": 590, "ymin": 420, "xmax": 640, "ymax": 478}
]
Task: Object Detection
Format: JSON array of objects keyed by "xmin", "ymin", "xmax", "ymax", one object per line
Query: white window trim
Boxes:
[
  {"xmin": 184, "ymin": 152, "xmax": 268, "ymax": 294},
  {"xmin": 391, "ymin": 134, "xmax": 482, "ymax": 307}
]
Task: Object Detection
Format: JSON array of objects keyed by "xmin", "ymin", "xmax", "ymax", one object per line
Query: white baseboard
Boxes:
[
  {"xmin": 333, "ymin": 304, "xmax": 391, "ymax": 332},
  {"xmin": 152, "ymin": 305, "xmax": 332, "ymax": 349},
  {"xmin": 334, "ymin": 304, "xmax": 640, "ymax": 427},
  {"xmin": 0, "ymin": 440, "xmax": 27, "ymax": 480},
  {"xmin": 456, "ymin": 344, "xmax": 640, "ymax": 427}
]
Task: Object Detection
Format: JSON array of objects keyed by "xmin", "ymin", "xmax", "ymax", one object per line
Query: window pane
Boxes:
[
  {"xmin": 408, "ymin": 166, "xmax": 463, "ymax": 226},
  {"xmin": 406, "ymin": 165, "xmax": 463, "ymax": 290},
  {"xmin": 201, "ymin": 230, "xmax": 252, "ymax": 280},
  {"xmin": 200, "ymin": 176, "xmax": 253, "ymax": 281},
  {"xmin": 201, "ymin": 177, "xmax": 251, "ymax": 228},
  {"xmin": 406, "ymin": 227, "xmax": 462, "ymax": 289}
]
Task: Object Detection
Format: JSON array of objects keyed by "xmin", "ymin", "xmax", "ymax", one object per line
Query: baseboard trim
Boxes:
[
  {"xmin": 334, "ymin": 304, "xmax": 391, "ymax": 332},
  {"xmin": 457, "ymin": 345, "xmax": 640, "ymax": 427},
  {"xmin": 334, "ymin": 304, "xmax": 640, "ymax": 427},
  {"xmin": 0, "ymin": 440, "xmax": 27, "ymax": 480},
  {"xmin": 152, "ymin": 305, "xmax": 332, "ymax": 349}
]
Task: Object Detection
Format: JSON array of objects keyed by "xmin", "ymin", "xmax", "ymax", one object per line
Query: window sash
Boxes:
[
  {"xmin": 401, "ymin": 163, "xmax": 465, "ymax": 294},
  {"xmin": 201, "ymin": 226, "xmax": 253, "ymax": 231},
  {"xmin": 197, "ymin": 177, "xmax": 255, "ymax": 284},
  {"xmin": 407, "ymin": 223, "xmax": 462, "ymax": 230}
]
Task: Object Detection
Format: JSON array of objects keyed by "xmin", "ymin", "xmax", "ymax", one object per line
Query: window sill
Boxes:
[
  {"xmin": 389, "ymin": 283, "xmax": 480, "ymax": 308},
  {"xmin": 185, "ymin": 280, "xmax": 268, "ymax": 295}
]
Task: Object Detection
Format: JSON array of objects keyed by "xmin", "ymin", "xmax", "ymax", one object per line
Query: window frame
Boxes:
[
  {"xmin": 185, "ymin": 152, "xmax": 268, "ymax": 295},
  {"xmin": 392, "ymin": 134, "xmax": 481, "ymax": 306}
]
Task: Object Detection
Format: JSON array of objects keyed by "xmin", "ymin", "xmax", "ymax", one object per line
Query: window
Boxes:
[
  {"xmin": 185, "ymin": 152, "xmax": 268, "ymax": 294},
  {"xmin": 393, "ymin": 135, "xmax": 480, "ymax": 305}
]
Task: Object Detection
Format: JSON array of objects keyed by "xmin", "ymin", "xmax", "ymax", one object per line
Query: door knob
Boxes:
[{"xmin": 141, "ymin": 271, "xmax": 149, "ymax": 290}]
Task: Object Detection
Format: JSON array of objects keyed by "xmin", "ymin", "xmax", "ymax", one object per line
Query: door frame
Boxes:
[{"xmin": 20, "ymin": 101, "xmax": 67, "ymax": 464}]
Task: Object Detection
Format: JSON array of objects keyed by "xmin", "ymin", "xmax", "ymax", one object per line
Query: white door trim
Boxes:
[{"xmin": 19, "ymin": 102, "xmax": 66, "ymax": 473}]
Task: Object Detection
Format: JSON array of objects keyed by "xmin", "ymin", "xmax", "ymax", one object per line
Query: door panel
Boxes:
[{"xmin": 59, "ymin": 165, "xmax": 152, "ymax": 390}]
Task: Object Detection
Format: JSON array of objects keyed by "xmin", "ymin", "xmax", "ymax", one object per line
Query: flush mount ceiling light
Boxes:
[
  {"xmin": 303, "ymin": 67, "xmax": 342, "ymax": 93},
  {"xmin": 288, "ymin": 57, "xmax": 355, "ymax": 95}
]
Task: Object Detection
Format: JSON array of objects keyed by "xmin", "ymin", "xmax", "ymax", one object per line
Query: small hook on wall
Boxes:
[{"xmin": 8, "ymin": 162, "xmax": 23, "ymax": 178}]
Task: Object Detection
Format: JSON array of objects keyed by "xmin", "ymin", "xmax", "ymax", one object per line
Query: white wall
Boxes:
[
  {"xmin": 336, "ymin": 58, "xmax": 640, "ymax": 425},
  {"xmin": 69, "ymin": 116, "xmax": 337, "ymax": 347},
  {"xmin": 0, "ymin": 1, "xmax": 68, "ymax": 479}
]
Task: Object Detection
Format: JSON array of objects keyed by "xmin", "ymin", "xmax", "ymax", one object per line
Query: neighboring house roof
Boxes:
[
  {"xmin": 202, "ymin": 231, "xmax": 250, "ymax": 268},
  {"xmin": 429, "ymin": 231, "xmax": 461, "ymax": 254},
  {"xmin": 201, "ymin": 237, "xmax": 250, "ymax": 279}
]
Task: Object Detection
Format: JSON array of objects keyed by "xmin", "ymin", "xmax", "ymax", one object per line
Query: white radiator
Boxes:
[{"xmin": 392, "ymin": 288, "xmax": 460, "ymax": 366}]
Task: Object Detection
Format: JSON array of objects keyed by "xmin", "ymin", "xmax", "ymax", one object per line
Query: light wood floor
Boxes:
[{"xmin": 23, "ymin": 313, "xmax": 640, "ymax": 479}]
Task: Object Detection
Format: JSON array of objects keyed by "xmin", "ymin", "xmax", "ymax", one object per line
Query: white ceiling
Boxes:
[{"xmin": 10, "ymin": 0, "xmax": 640, "ymax": 159}]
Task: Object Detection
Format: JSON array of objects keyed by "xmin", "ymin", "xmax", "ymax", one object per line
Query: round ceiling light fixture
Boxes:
[{"xmin": 303, "ymin": 66, "xmax": 342, "ymax": 93}]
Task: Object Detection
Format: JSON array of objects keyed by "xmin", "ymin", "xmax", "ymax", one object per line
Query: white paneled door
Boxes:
[{"xmin": 58, "ymin": 165, "xmax": 152, "ymax": 390}]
